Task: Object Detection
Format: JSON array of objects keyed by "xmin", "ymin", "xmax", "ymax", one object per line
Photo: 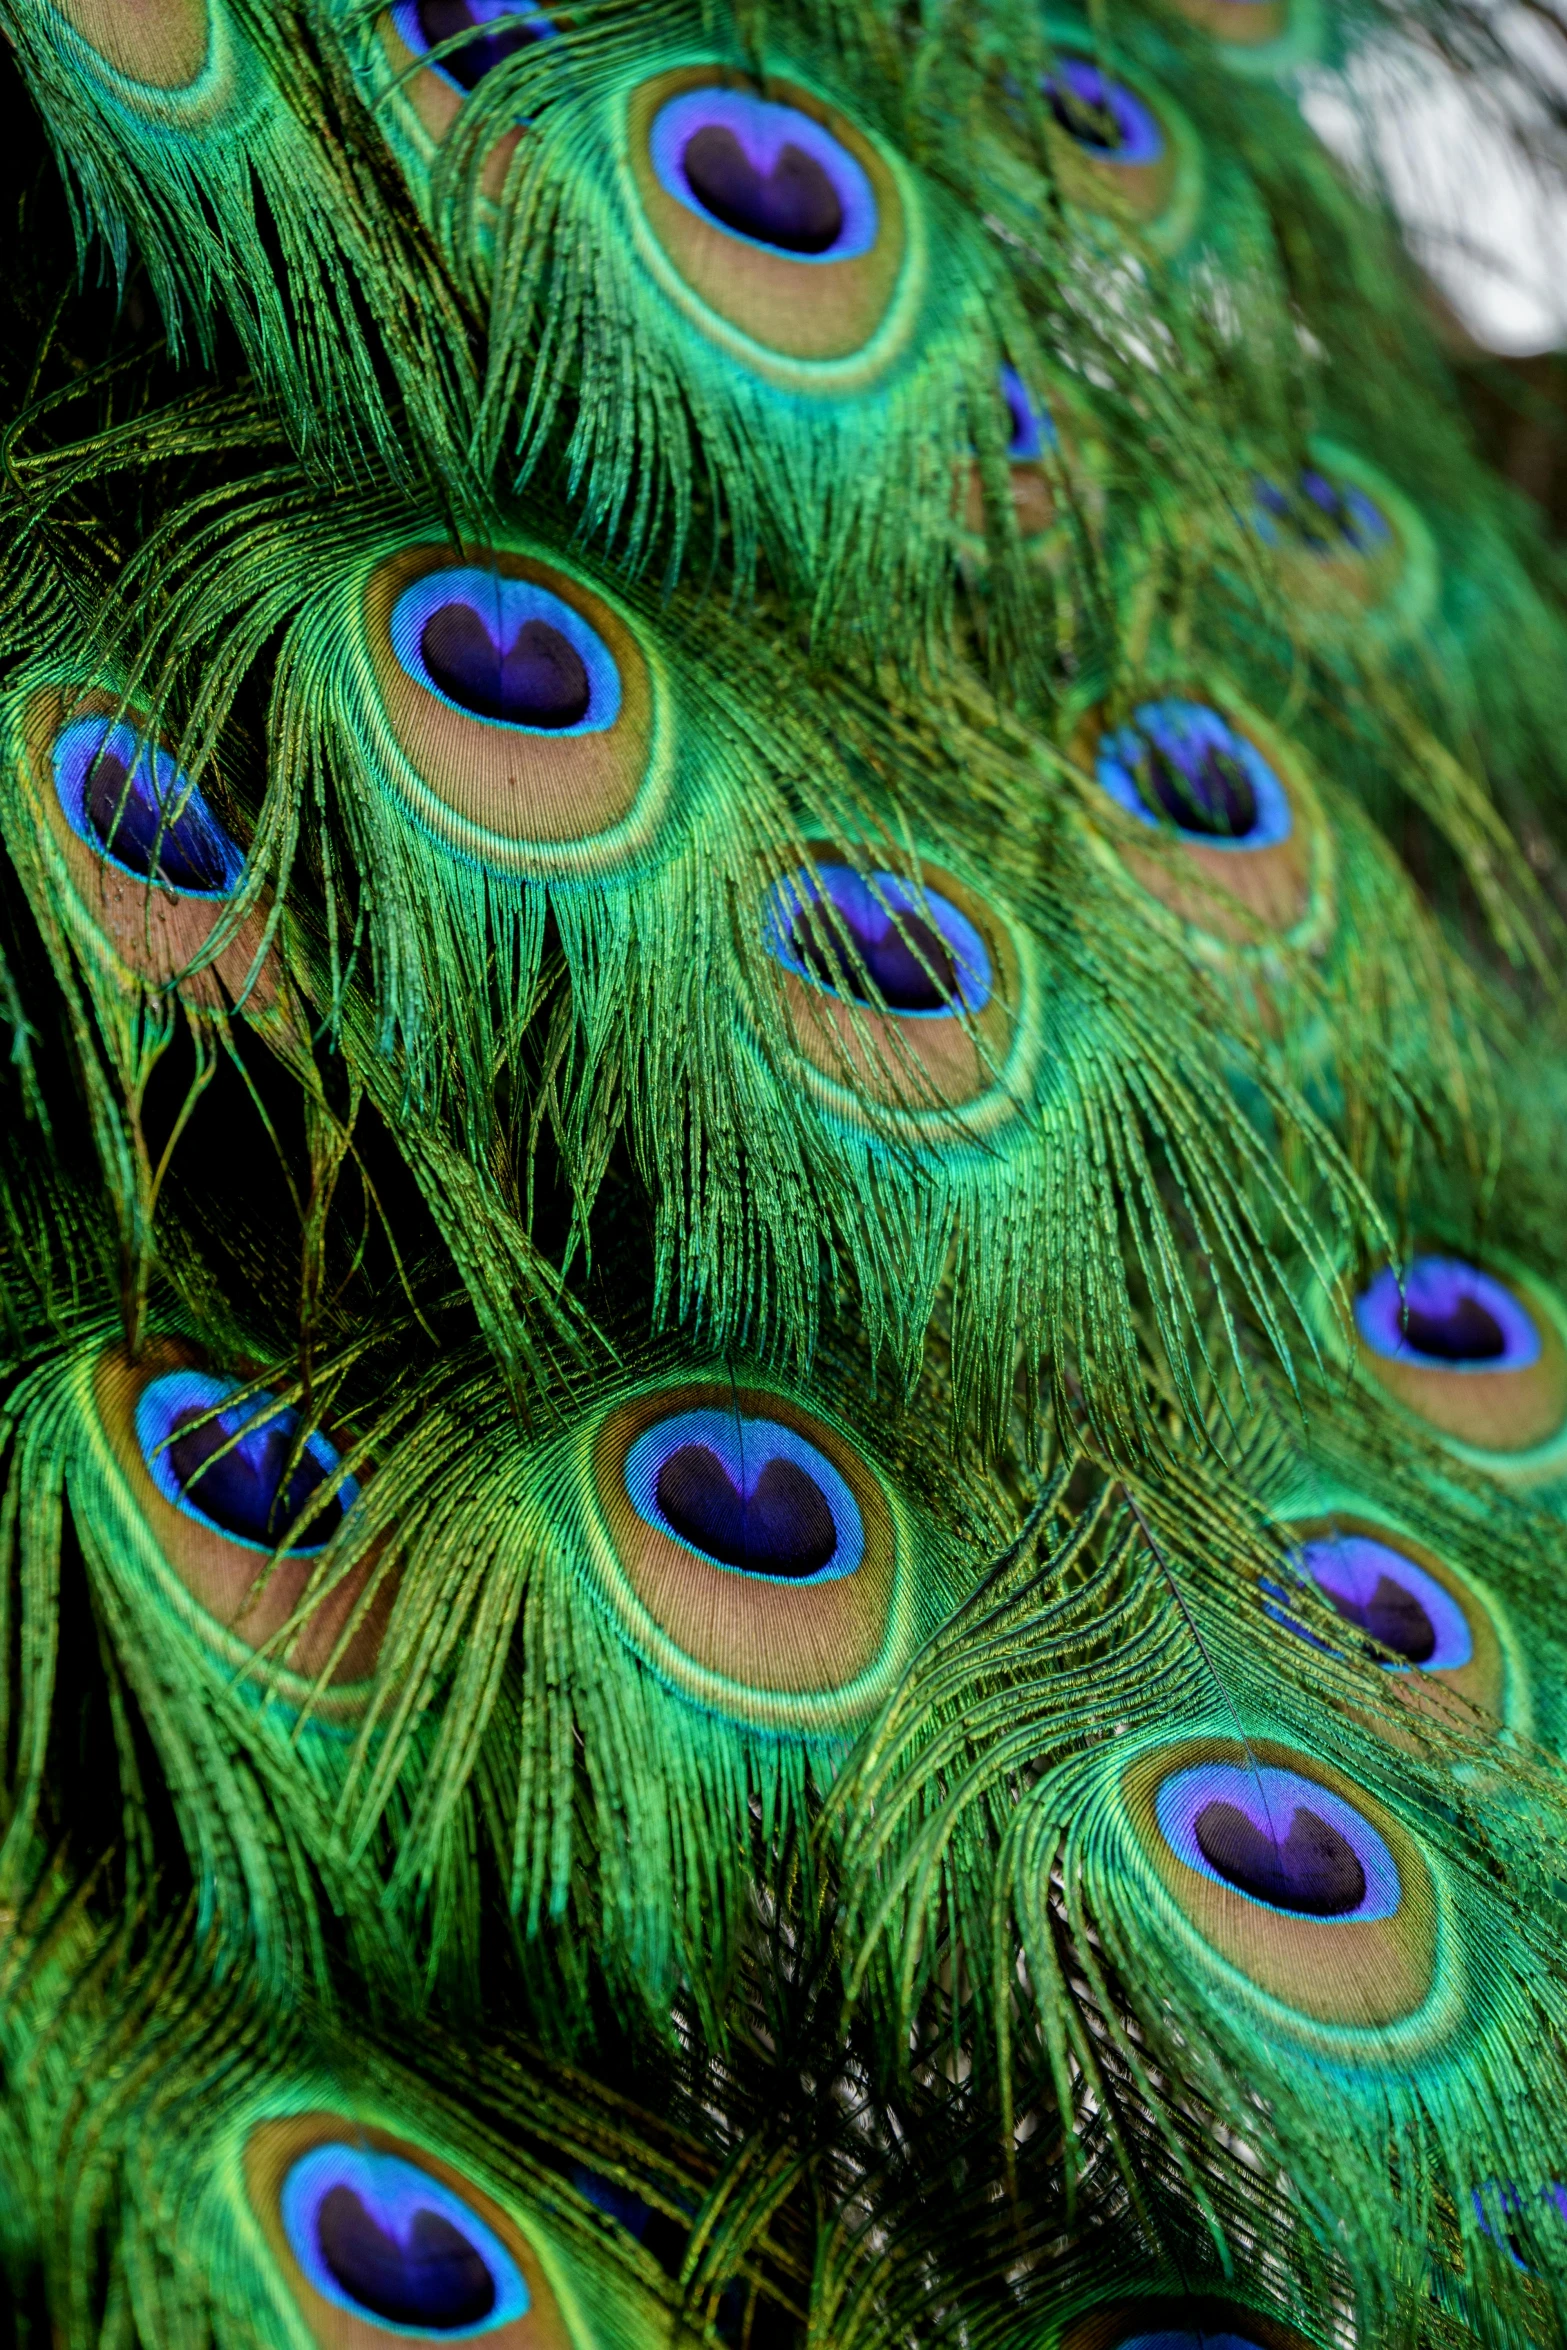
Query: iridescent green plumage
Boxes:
[{"xmin": 6, "ymin": 0, "xmax": 1567, "ymax": 2344}]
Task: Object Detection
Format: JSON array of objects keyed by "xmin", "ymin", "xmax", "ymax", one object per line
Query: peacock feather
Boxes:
[{"xmin": 7, "ymin": 0, "xmax": 1567, "ymax": 2343}]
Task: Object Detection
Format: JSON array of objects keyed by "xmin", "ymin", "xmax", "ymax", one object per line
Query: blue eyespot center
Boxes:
[
  {"xmin": 1119, "ymin": 2333, "xmax": 1269, "ymax": 2350},
  {"xmin": 136, "ymin": 1370, "xmax": 359, "ymax": 1553},
  {"xmin": 320, "ymin": 2187, "xmax": 494, "ymax": 2328},
  {"xmin": 685, "ymin": 123, "xmax": 839, "ymax": 252},
  {"xmin": 1196, "ymin": 1796, "xmax": 1364, "ymax": 1914},
  {"xmin": 51, "ymin": 718, "xmax": 244, "ymax": 897},
  {"xmin": 1156, "ymin": 1762, "xmax": 1400, "ymax": 1920},
  {"xmin": 282, "ymin": 2144, "xmax": 530, "ymax": 2337},
  {"xmin": 764, "ymin": 865, "xmax": 993, "ymax": 1017},
  {"xmin": 394, "ymin": 0, "xmax": 554, "ymax": 93},
  {"xmin": 659, "ymin": 1446, "xmax": 835, "ymax": 1575},
  {"xmin": 1096, "ymin": 702, "xmax": 1292, "ymax": 848},
  {"xmin": 1043, "ymin": 57, "xmax": 1164, "ymax": 165},
  {"xmin": 1280, "ymin": 1532, "xmax": 1473, "ymax": 1671},
  {"xmin": 650, "ymin": 90, "xmax": 879, "ymax": 261},
  {"xmin": 390, "ymin": 569, "xmax": 622, "ymax": 735},
  {"xmin": 624, "ymin": 1410, "xmax": 864, "ymax": 1583},
  {"xmin": 424, "ymin": 606, "xmax": 586, "ymax": 727},
  {"xmin": 1355, "ymin": 1258, "xmax": 1542, "ymax": 1373},
  {"xmin": 1254, "ymin": 466, "xmax": 1390, "ymax": 557}
]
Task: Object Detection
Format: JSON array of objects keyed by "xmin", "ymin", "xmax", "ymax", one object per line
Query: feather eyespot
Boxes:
[
  {"xmin": 248, "ymin": 2118, "xmax": 567, "ymax": 2348},
  {"xmin": 1096, "ymin": 703, "xmax": 1291, "ymax": 849},
  {"xmin": 1268, "ymin": 1513, "xmax": 1519, "ymax": 1738},
  {"xmin": 282, "ymin": 2146, "xmax": 528, "ymax": 2336},
  {"xmin": 88, "ymin": 1345, "xmax": 389, "ymax": 1690},
  {"xmin": 1354, "ymin": 1256, "xmax": 1567, "ymax": 1457},
  {"xmin": 1081, "ymin": 696, "xmax": 1321, "ymax": 940},
  {"xmin": 1123, "ymin": 1737, "xmax": 1438, "ymax": 2027},
  {"xmin": 1039, "ymin": 46, "xmax": 1201, "ymax": 247},
  {"xmin": 1044, "ymin": 57, "xmax": 1165, "ymax": 166},
  {"xmin": 766, "ymin": 865, "xmax": 992, "ymax": 1020},
  {"xmin": 957, "ymin": 366, "xmax": 1094, "ymax": 548},
  {"xmin": 52, "ymin": 716, "xmax": 243, "ymax": 897},
  {"xmin": 1281, "ymin": 1530, "xmax": 1473, "ymax": 1670},
  {"xmin": 391, "ymin": 570, "xmax": 621, "ymax": 736},
  {"xmin": 365, "ymin": 546, "xmax": 667, "ymax": 868},
  {"xmin": 996, "ymin": 366, "xmax": 1070, "ymax": 540},
  {"xmin": 584, "ymin": 1382, "xmax": 911, "ymax": 1722},
  {"xmin": 1472, "ymin": 2179, "xmax": 1567, "ymax": 2276},
  {"xmin": 1116, "ymin": 2333, "xmax": 1267, "ymax": 2350},
  {"xmin": 13, "ymin": 687, "xmax": 274, "ymax": 1004},
  {"xmin": 1117, "ymin": 2336, "xmax": 1266, "ymax": 2350},
  {"xmin": 1357, "ymin": 1258, "xmax": 1535, "ymax": 1369},
  {"xmin": 626, "ymin": 70, "xmax": 911, "ymax": 368},
  {"xmin": 1000, "ymin": 365, "xmax": 1056, "ymax": 466},
  {"xmin": 1251, "ymin": 438, "xmax": 1438, "ymax": 638},
  {"xmin": 1254, "ymin": 465, "xmax": 1390, "ymax": 560},
  {"xmin": 377, "ymin": 2, "xmax": 543, "ymax": 184},
  {"xmin": 389, "ymin": 0, "xmax": 554, "ymax": 96},
  {"xmin": 761, "ymin": 854, "xmax": 1027, "ymax": 1116}
]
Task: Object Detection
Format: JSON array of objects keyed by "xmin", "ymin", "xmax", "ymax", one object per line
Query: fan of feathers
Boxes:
[{"xmin": 6, "ymin": 0, "xmax": 1567, "ymax": 2343}]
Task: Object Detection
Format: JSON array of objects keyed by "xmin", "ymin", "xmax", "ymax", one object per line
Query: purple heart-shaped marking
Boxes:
[
  {"xmin": 790, "ymin": 900, "xmax": 958, "ymax": 1012},
  {"xmin": 681, "ymin": 125, "xmax": 844, "ymax": 254},
  {"xmin": 1401, "ymin": 1290, "xmax": 1506, "ymax": 1362},
  {"xmin": 415, "ymin": 0, "xmax": 546, "ymax": 90},
  {"xmin": 317, "ymin": 2185, "xmax": 496, "ymax": 2329},
  {"xmin": 167, "ymin": 1407, "xmax": 343, "ymax": 1549},
  {"xmin": 1136, "ymin": 738, "xmax": 1259, "ymax": 838},
  {"xmin": 655, "ymin": 1443, "xmax": 839, "ymax": 1577},
  {"xmin": 1321, "ymin": 1572, "xmax": 1437, "ymax": 1664},
  {"xmin": 1193, "ymin": 1799, "xmax": 1367, "ymax": 1916},
  {"xmin": 420, "ymin": 603, "xmax": 590, "ymax": 728}
]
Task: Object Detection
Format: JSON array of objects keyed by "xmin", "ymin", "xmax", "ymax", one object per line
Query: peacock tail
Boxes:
[{"xmin": 5, "ymin": 0, "xmax": 1567, "ymax": 2342}]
